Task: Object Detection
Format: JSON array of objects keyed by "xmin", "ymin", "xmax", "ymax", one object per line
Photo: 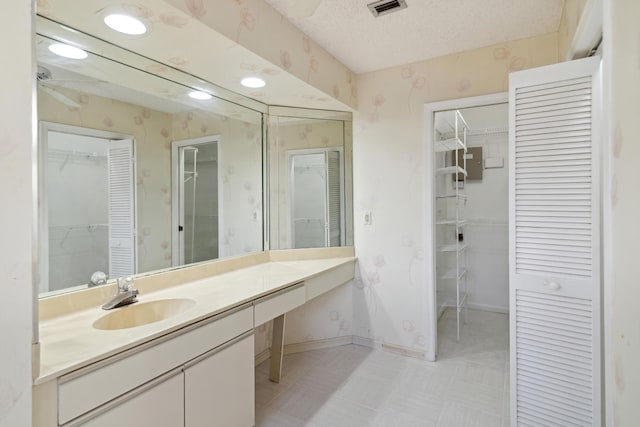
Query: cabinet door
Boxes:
[
  {"xmin": 79, "ymin": 371, "xmax": 184, "ymax": 427},
  {"xmin": 184, "ymin": 333, "xmax": 254, "ymax": 427},
  {"xmin": 509, "ymin": 56, "xmax": 601, "ymax": 425}
]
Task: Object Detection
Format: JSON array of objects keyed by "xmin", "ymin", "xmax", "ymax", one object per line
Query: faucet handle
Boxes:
[{"xmin": 117, "ymin": 277, "xmax": 135, "ymax": 292}]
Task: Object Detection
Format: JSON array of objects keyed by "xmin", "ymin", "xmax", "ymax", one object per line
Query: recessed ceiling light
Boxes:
[
  {"xmin": 104, "ymin": 14, "xmax": 147, "ymax": 35},
  {"xmin": 48, "ymin": 43, "xmax": 88, "ymax": 60},
  {"xmin": 241, "ymin": 77, "xmax": 266, "ymax": 88},
  {"xmin": 188, "ymin": 91, "xmax": 213, "ymax": 100}
]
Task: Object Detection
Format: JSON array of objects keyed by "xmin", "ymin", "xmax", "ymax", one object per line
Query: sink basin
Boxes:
[{"xmin": 93, "ymin": 298, "xmax": 196, "ymax": 330}]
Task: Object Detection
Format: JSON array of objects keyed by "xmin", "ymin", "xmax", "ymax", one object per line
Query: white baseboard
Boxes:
[
  {"xmin": 467, "ymin": 302, "xmax": 509, "ymax": 314},
  {"xmin": 284, "ymin": 335, "xmax": 353, "ymax": 355},
  {"xmin": 353, "ymin": 336, "xmax": 427, "ymax": 360},
  {"xmin": 254, "ymin": 335, "xmax": 354, "ymax": 366},
  {"xmin": 254, "ymin": 348, "xmax": 271, "ymax": 366}
]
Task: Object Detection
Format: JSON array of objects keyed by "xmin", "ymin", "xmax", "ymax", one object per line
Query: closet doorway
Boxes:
[{"xmin": 425, "ymin": 93, "xmax": 509, "ymax": 361}]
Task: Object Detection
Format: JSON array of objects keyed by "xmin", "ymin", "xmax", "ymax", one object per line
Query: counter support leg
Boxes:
[{"xmin": 269, "ymin": 313, "xmax": 286, "ymax": 383}]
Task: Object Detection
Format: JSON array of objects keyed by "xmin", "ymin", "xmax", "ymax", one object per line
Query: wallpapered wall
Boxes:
[
  {"xmin": 558, "ymin": 0, "xmax": 587, "ymax": 60},
  {"xmin": 0, "ymin": 2, "xmax": 33, "ymax": 424},
  {"xmin": 605, "ymin": 1, "xmax": 640, "ymax": 424},
  {"xmin": 353, "ymin": 32, "xmax": 559, "ymax": 355},
  {"xmin": 38, "ymin": 88, "xmax": 262, "ymax": 282},
  {"xmin": 165, "ymin": 0, "xmax": 358, "ymax": 110},
  {"xmin": 172, "ymin": 109, "xmax": 263, "ymax": 257}
]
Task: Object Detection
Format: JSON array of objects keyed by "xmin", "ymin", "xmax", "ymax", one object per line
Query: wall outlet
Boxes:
[{"xmin": 363, "ymin": 210, "xmax": 372, "ymax": 225}]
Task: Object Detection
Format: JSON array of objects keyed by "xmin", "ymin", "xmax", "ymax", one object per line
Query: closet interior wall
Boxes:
[
  {"xmin": 463, "ymin": 127, "xmax": 509, "ymax": 313},
  {"xmin": 435, "ymin": 103, "xmax": 509, "ymax": 337}
]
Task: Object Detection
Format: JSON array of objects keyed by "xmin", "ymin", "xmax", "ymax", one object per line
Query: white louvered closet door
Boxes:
[
  {"xmin": 509, "ymin": 56, "xmax": 602, "ymax": 426},
  {"xmin": 107, "ymin": 139, "xmax": 135, "ymax": 279}
]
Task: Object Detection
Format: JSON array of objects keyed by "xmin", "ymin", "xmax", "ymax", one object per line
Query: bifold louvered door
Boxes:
[
  {"xmin": 108, "ymin": 139, "xmax": 135, "ymax": 278},
  {"xmin": 509, "ymin": 56, "xmax": 602, "ymax": 426}
]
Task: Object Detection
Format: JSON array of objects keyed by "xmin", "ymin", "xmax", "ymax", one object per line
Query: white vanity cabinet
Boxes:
[
  {"xmin": 185, "ymin": 334, "xmax": 254, "ymax": 427},
  {"xmin": 79, "ymin": 370, "xmax": 184, "ymax": 427},
  {"xmin": 34, "ymin": 305, "xmax": 255, "ymax": 427}
]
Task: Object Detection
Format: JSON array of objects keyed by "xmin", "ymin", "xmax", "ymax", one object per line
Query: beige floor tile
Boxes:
[
  {"xmin": 255, "ymin": 309, "xmax": 510, "ymax": 427},
  {"xmin": 436, "ymin": 401, "xmax": 503, "ymax": 427}
]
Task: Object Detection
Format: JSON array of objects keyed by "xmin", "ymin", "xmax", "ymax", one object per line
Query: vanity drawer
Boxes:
[
  {"xmin": 305, "ymin": 261, "xmax": 355, "ymax": 301},
  {"xmin": 254, "ymin": 283, "xmax": 305, "ymax": 325},
  {"xmin": 58, "ymin": 305, "xmax": 253, "ymax": 425}
]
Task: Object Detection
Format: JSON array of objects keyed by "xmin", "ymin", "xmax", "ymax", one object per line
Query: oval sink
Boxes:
[{"xmin": 93, "ymin": 298, "xmax": 196, "ymax": 330}]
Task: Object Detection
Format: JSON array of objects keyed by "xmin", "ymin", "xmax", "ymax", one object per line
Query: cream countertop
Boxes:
[{"xmin": 37, "ymin": 252, "xmax": 355, "ymax": 385}]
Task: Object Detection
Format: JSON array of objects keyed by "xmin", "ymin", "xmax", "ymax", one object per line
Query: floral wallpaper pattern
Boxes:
[
  {"xmin": 558, "ymin": 0, "xmax": 587, "ymax": 60},
  {"xmin": 353, "ymin": 32, "xmax": 558, "ymax": 355},
  {"xmin": 606, "ymin": 1, "xmax": 640, "ymax": 424},
  {"xmin": 166, "ymin": 0, "xmax": 357, "ymax": 109},
  {"xmin": 39, "ymin": 0, "xmax": 562, "ymax": 361},
  {"xmin": 172, "ymin": 109, "xmax": 263, "ymax": 257}
]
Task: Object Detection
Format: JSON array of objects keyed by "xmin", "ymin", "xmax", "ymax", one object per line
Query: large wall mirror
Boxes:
[
  {"xmin": 36, "ymin": 17, "xmax": 265, "ymax": 296},
  {"xmin": 268, "ymin": 107, "xmax": 354, "ymax": 250}
]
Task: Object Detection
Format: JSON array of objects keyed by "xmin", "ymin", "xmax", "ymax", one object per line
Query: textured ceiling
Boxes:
[{"xmin": 263, "ymin": 0, "xmax": 565, "ymax": 73}]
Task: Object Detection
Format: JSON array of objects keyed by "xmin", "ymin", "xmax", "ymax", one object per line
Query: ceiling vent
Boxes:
[{"xmin": 367, "ymin": 0, "xmax": 407, "ymax": 18}]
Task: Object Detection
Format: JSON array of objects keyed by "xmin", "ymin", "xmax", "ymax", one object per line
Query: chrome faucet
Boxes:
[{"xmin": 102, "ymin": 277, "xmax": 139, "ymax": 310}]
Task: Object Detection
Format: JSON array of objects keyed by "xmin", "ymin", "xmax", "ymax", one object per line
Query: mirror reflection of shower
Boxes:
[{"xmin": 172, "ymin": 137, "xmax": 220, "ymax": 266}]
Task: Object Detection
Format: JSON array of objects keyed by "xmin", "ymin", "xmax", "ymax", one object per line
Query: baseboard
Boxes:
[
  {"xmin": 254, "ymin": 348, "xmax": 271, "ymax": 366},
  {"xmin": 353, "ymin": 336, "xmax": 426, "ymax": 360},
  {"xmin": 284, "ymin": 335, "xmax": 354, "ymax": 355},
  {"xmin": 467, "ymin": 303, "xmax": 509, "ymax": 314},
  {"xmin": 254, "ymin": 335, "xmax": 354, "ymax": 366}
]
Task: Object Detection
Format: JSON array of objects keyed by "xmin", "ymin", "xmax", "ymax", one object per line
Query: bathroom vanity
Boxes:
[{"xmin": 33, "ymin": 249, "xmax": 356, "ymax": 427}]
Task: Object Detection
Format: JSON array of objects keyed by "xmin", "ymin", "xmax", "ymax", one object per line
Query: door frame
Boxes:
[
  {"xmin": 423, "ymin": 92, "xmax": 508, "ymax": 361},
  {"xmin": 38, "ymin": 121, "xmax": 137, "ymax": 294},
  {"xmin": 171, "ymin": 135, "xmax": 222, "ymax": 266}
]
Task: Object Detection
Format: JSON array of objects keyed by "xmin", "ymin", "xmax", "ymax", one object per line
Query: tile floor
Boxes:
[{"xmin": 255, "ymin": 309, "xmax": 510, "ymax": 427}]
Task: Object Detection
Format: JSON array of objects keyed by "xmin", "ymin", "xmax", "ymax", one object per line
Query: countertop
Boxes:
[{"xmin": 37, "ymin": 256, "xmax": 355, "ymax": 384}]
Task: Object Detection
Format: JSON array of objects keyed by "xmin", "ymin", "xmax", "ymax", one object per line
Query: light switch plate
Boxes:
[
  {"xmin": 363, "ymin": 210, "xmax": 372, "ymax": 225},
  {"xmin": 485, "ymin": 157, "xmax": 504, "ymax": 169}
]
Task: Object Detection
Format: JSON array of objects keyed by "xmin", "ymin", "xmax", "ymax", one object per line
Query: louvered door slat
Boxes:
[
  {"xmin": 510, "ymin": 57, "xmax": 601, "ymax": 426},
  {"xmin": 517, "ymin": 366, "xmax": 592, "ymax": 393},
  {"xmin": 517, "ymin": 143, "xmax": 591, "ymax": 155},
  {"xmin": 516, "ymin": 93, "xmax": 591, "ymax": 110},
  {"xmin": 516, "ymin": 100, "xmax": 592, "ymax": 116},
  {"xmin": 518, "ymin": 357, "xmax": 592, "ymax": 386},
  {"xmin": 519, "ymin": 382, "xmax": 592, "ymax": 414},
  {"xmin": 516, "ymin": 106, "xmax": 591, "ymax": 120}
]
